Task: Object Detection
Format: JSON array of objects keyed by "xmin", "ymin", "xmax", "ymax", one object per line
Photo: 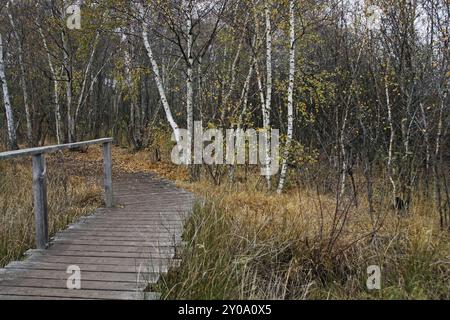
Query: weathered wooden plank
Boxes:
[
  {"xmin": 0, "ymin": 268, "xmax": 159, "ymax": 283},
  {"xmin": 115, "ymin": 192, "xmax": 191, "ymax": 198},
  {"xmin": 5, "ymin": 261, "xmax": 171, "ymax": 274},
  {"xmin": 0, "ymin": 278, "xmax": 147, "ymax": 291},
  {"xmin": 54, "ymin": 231, "xmax": 182, "ymax": 239},
  {"xmin": 47, "ymin": 244, "xmax": 176, "ymax": 253},
  {"xmin": 0, "ymin": 286, "xmax": 148, "ymax": 300},
  {"xmin": 54, "ymin": 231, "xmax": 182, "ymax": 238},
  {"xmin": 73, "ymin": 221, "xmax": 185, "ymax": 226},
  {"xmin": 93, "ymin": 211, "xmax": 191, "ymax": 216},
  {"xmin": 73, "ymin": 217, "xmax": 187, "ymax": 223},
  {"xmin": 115, "ymin": 194, "xmax": 194, "ymax": 199},
  {"xmin": 26, "ymin": 255, "xmax": 178, "ymax": 267},
  {"xmin": 52, "ymin": 239, "xmax": 181, "ymax": 248},
  {"xmin": 66, "ymin": 226, "xmax": 183, "ymax": 232},
  {"xmin": 38, "ymin": 250, "xmax": 174, "ymax": 259},
  {"xmin": 68, "ymin": 223, "xmax": 184, "ymax": 229},
  {"xmin": 112, "ymin": 201, "xmax": 193, "ymax": 206},
  {"xmin": 109, "ymin": 205, "xmax": 192, "ymax": 211},
  {"xmin": 0, "ymin": 295, "xmax": 89, "ymax": 300},
  {"xmin": 113, "ymin": 185, "xmax": 190, "ymax": 190},
  {"xmin": 74, "ymin": 216, "xmax": 187, "ymax": 223}
]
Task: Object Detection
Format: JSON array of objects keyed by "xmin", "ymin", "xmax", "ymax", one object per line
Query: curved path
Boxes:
[{"xmin": 0, "ymin": 173, "xmax": 194, "ymax": 300}]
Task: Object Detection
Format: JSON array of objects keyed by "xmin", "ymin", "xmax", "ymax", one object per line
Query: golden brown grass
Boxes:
[
  {"xmin": 99, "ymin": 143, "xmax": 449, "ymax": 300},
  {"xmin": 155, "ymin": 177, "xmax": 449, "ymax": 299}
]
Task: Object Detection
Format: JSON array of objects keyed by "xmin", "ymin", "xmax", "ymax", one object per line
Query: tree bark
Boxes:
[
  {"xmin": 277, "ymin": 0, "xmax": 296, "ymax": 194},
  {"xmin": 263, "ymin": 1, "xmax": 273, "ymax": 187},
  {"xmin": 0, "ymin": 34, "xmax": 18, "ymax": 150},
  {"xmin": 141, "ymin": 5, "xmax": 181, "ymax": 145},
  {"xmin": 385, "ymin": 65, "xmax": 397, "ymax": 207},
  {"xmin": 184, "ymin": 0, "xmax": 194, "ymax": 168}
]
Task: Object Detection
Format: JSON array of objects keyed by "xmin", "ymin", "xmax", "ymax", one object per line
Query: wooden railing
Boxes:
[{"xmin": 0, "ymin": 138, "xmax": 114, "ymax": 249}]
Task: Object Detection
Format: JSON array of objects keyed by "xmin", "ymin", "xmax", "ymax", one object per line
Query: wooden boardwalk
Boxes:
[{"xmin": 0, "ymin": 173, "xmax": 194, "ymax": 300}]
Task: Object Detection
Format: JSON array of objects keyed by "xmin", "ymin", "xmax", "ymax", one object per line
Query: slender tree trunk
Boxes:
[
  {"xmin": 263, "ymin": 1, "xmax": 273, "ymax": 187},
  {"xmin": 0, "ymin": 34, "xmax": 18, "ymax": 150},
  {"xmin": 184, "ymin": 0, "xmax": 194, "ymax": 169},
  {"xmin": 277, "ymin": 0, "xmax": 296, "ymax": 194},
  {"xmin": 385, "ymin": 68, "xmax": 397, "ymax": 207},
  {"xmin": 141, "ymin": 6, "xmax": 181, "ymax": 144}
]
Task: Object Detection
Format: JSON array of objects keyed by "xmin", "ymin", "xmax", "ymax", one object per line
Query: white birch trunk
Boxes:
[
  {"xmin": 386, "ymin": 71, "xmax": 397, "ymax": 204},
  {"xmin": 0, "ymin": 34, "xmax": 18, "ymax": 150},
  {"xmin": 140, "ymin": 6, "xmax": 181, "ymax": 144},
  {"xmin": 184, "ymin": 0, "xmax": 194, "ymax": 162},
  {"xmin": 263, "ymin": 1, "xmax": 273, "ymax": 187},
  {"xmin": 277, "ymin": 0, "xmax": 296, "ymax": 194}
]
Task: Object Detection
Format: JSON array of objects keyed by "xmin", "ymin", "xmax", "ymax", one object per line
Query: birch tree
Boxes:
[
  {"xmin": 140, "ymin": 5, "xmax": 182, "ymax": 145},
  {"xmin": 184, "ymin": 0, "xmax": 194, "ymax": 165},
  {"xmin": 385, "ymin": 63, "xmax": 397, "ymax": 209},
  {"xmin": 263, "ymin": 0, "xmax": 273, "ymax": 188},
  {"xmin": 277, "ymin": 0, "xmax": 296, "ymax": 194},
  {"xmin": 0, "ymin": 34, "xmax": 18, "ymax": 150}
]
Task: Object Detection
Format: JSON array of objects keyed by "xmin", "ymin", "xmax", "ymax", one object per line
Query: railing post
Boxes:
[
  {"xmin": 102, "ymin": 141, "xmax": 113, "ymax": 207},
  {"xmin": 32, "ymin": 153, "xmax": 49, "ymax": 249}
]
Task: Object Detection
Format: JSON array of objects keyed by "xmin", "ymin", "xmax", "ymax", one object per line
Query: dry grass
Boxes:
[{"xmin": 156, "ymin": 175, "xmax": 450, "ymax": 300}]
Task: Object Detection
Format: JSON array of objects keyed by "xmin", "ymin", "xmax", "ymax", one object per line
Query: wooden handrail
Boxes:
[
  {"xmin": 0, "ymin": 138, "xmax": 114, "ymax": 249},
  {"xmin": 0, "ymin": 138, "xmax": 113, "ymax": 160}
]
